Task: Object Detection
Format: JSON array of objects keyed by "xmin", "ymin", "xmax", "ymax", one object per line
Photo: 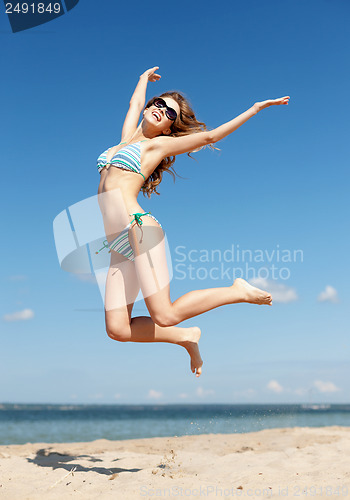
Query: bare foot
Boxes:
[
  {"xmin": 179, "ymin": 327, "xmax": 203, "ymax": 377},
  {"xmin": 232, "ymin": 278, "xmax": 272, "ymax": 306}
]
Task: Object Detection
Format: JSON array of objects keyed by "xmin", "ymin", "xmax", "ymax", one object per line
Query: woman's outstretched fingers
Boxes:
[
  {"xmin": 255, "ymin": 96, "xmax": 290, "ymax": 111},
  {"xmin": 148, "ymin": 66, "xmax": 161, "ymax": 81},
  {"xmin": 141, "ymin": 66, "xmax": 161, "ymax": 82},
  {"xmin": 275, "ymin": 96, "xmax": 290, "ymax": 105}
]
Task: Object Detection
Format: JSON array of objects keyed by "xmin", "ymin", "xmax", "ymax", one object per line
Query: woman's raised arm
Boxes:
[
  {"xmin": 210, "ymin": 96, "xmax": 290, "ymax": 143},
  {"xmin": 154, "ymin": 96, "xmax": 290, "ymax": 158},
  {"xmin": 121, "ymin": 67, "xmax": 161, "ymax": 141}
]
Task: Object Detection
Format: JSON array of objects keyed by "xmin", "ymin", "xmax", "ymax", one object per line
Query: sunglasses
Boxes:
[{"xmin": 151, "ymin": 97, "xmax": 177, "ymax": 121}]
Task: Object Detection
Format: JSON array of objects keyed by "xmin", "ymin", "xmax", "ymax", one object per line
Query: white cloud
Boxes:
[
  {"xmin": 148, "ymin": 389, "xmax": 162, "ymax": 400},
  {"xmin": 267, "ymin": 380, "xmax": 284, "ymax": 393},
  {"xmin": 249, "ymin": 278, "xmax": 298, "ymax": 303},
  {"xmin": 196, "ymin": 387, "xmax": 215, "ymax": 397},
  {"xmin": 314, "ymin": 380, "xmax": 341, "ymax": 393},
  {"xmin": 178, "ymin": 393, "xmax": 189, "ymax": 399},
  {"xmin": 114, "ymin": 393, "xmax": 121, "ymax": 400},
  {"xmin": 317, "ymin": 285, "xmax": 339, "ymax": 303},
  {"xmin": 3, "ymin": 309, "xmax": 34, "ymax": 322}
]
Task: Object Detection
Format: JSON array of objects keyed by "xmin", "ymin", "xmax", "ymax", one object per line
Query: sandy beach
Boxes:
[{"xmin": 0, "ymin": 426, "xmax": 349, "ymax": 499}]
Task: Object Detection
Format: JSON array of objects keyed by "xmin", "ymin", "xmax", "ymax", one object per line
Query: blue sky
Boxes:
[{"xmin": 1, "ymin": 0, "xmax": 349, "ymax": 404}]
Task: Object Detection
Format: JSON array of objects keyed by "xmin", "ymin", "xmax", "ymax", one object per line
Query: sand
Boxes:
[{"xmin": 0, "ymin": 426, "xmax": 349, "ymax": 499}]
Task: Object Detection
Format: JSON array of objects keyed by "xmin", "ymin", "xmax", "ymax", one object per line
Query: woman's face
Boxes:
[{"xmin": 144, "ymin": 97, "xmax": 181, "ymax": 135}]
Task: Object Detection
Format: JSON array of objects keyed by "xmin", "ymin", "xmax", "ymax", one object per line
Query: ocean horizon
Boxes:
[{"xmin": 1, "ymin": 403, "xmax": 350, "ymax": 446}]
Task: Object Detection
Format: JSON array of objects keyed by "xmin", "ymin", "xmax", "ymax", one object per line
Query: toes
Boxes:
[{"xmin": 191, "ymin": 364, "xmax": 202, "ymax": 377}]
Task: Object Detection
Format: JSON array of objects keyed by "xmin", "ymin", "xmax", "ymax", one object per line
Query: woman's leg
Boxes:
[
  {"xmin": 104, "ymin": 257, "xmax": 203, "ymax": 376},
  {"xmin": 97, "ymin": 189, "xmax": 203, "ymax": 375},
  {"xmin": 130, "ymin": 218, "xmax": 272, "ymax": 328}
]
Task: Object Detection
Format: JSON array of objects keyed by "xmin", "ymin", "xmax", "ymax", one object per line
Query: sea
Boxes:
[{"xmin": 1, "ymin": 404, "xmax": 349, "ymax": 446}]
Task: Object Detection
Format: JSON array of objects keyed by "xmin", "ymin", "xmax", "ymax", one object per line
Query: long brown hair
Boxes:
[{"xmin": 142, "ymin": 91, "xmax": 217, "ymax": 197}]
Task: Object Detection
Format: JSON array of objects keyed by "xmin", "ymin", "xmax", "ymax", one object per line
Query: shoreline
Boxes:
[{"xmin": 1, "ymin": 426, "xmax": 350, "ymax": 499}]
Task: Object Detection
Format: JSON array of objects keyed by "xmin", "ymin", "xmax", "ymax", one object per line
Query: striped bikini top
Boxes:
[{"xmin": 97, "ymin": 140, "xmax": 148, "ymax": 181}]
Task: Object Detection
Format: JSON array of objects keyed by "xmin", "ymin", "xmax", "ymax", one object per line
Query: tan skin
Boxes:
[{"xmin": 97, "ymin": 67, "xmax": 290, "ymax": 377}]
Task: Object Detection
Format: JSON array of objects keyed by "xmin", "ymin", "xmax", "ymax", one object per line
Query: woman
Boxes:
[{"xmin": 97, "ymin": 66, "xmax": 290, "ymax": 377}]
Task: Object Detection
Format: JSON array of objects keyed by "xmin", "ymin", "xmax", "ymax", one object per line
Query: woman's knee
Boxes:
[
  {"xmin": 151, "ymin": 308, "xmax": 179, "ymax": 328},
  {"xmin": 106, "ymin": 322, "xmax": 131, "ymax": 342}
]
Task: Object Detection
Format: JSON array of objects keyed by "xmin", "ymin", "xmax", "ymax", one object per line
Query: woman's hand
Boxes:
[
  {"xmin": 253, "ymin": 96, "xmax": 290, "ymax": 113},
  {"xmin": 140, "ymin": 66, "xmax": 161, "ymax": 82}
]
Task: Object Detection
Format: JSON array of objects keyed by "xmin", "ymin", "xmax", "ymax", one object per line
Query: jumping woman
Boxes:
[{"xmin": 96, "ymin": 66, "xmax": 290, "ymax": 377}]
